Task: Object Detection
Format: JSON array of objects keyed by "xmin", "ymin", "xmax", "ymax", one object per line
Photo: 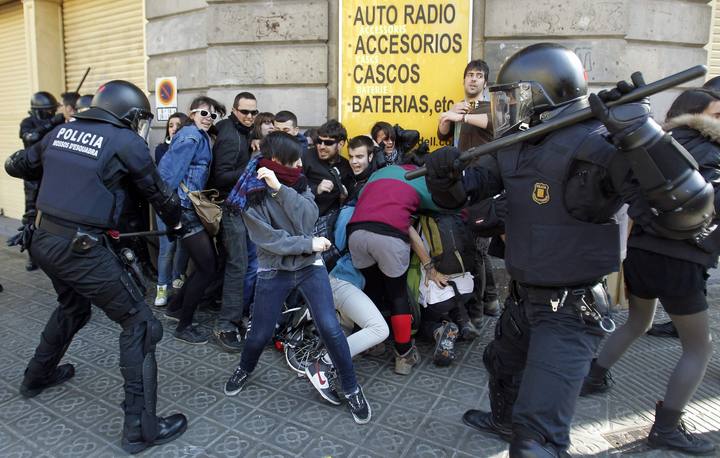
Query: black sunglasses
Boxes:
[
  {"xmin": 316, "ymin": 138, "xmax": 338, "ymax": 146},
  {"xmin": 236, "ymin": 108, "xmax": 259, "ymax": 116},
  {"xmin": 191, "ymin": 109, "xmax": 219, "ymax": 120}
]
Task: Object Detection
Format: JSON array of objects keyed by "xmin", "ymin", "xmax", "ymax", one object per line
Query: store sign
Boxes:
[
  {"xmin": 339, "ymin": 1, "xmax": 472, "ymax": 149},
  {"xmin": 155, "ymin": 77, "xmax": 177, "ymax": 122}
]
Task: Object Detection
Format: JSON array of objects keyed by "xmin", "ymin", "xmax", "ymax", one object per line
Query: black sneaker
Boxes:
[
  {"xmin": 580, "ymin": 360, "xmax": 614, "ymax": 397},
  {"xmin": 433, "ymin": 321, "xmax": 459, "ymax": 366},
  {"xmin": 305, "ymin": 358, "xmax": 341, "ymax": 405},
  {"xmin": 174, "ymin": 325, "xmax": 208, "ymax": 345},
  {"xmin": 215, "ymin": 330, "xmax": 243, "ymax": 353},
  {"xmin": 648, "ymin": 402, "xmax": 717, "ymax": 455},
  {"xmin": 20, "ymin": 364, "xmax": 75, "ymax": 398},
  {"xmin": 345, "ymin": 385, "xmax": 371, "ymax": 424},
  {"xmin": 459, "ymin": 321, "xmax": 481, "ymax": 341},
  {"xmin": 224, "ymin": 367, "xmax": 249, "ymax": 396},
  {"xmin": 483, "ymin": 299, "xmax": 500, "ymax": 316},
  {"xmin": 647, "ymin": 321, "xmax": 679, "ymax": 338},
  {"xmin": 463, "ymin": 409, "xmax": 512, "ymax": 442},
  {"xmin": 25, "ymin": 259, "xmax": 38, "ymax": 271},
  {"xmin": 648, "ymin": 419, "xmax": 716, "ymax": 455}
]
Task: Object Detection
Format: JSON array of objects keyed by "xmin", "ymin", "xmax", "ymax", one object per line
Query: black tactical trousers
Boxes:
[
  {"xmin": 26, "ymin": 228, "xmax": 159, "ymax": 416},
  {"xmin": 485, "ymin": 285, "xmax": 604, "ymax": 450}
]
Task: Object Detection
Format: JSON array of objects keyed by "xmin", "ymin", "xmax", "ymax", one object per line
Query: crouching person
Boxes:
[{"xmin": 222, "ymin": 131, "xmax": 371, "ymax": 424}]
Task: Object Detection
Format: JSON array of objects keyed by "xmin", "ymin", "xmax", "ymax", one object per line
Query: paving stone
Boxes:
[
  {"xmin": 302, "ymin": 435, "xmax": 356, "ymax": 458},
  {"xmin": 205, "ymin": 431, "xmax": 258, "ymax": 457}
]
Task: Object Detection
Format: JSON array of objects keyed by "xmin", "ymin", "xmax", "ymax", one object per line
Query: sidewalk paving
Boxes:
[{"xmin": 0, "ymin": 217, "xmax": 718, "ymax": 457}]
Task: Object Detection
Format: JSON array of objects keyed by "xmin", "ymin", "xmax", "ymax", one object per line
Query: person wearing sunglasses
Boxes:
[
  {"xmin": 159, "ymin": 95, "xmax": 227, "ymax": 345},
  {"xmin": 207, "ymin": 91, "xmax": 258, "ymax": 352},
  {"xmin": 302, "ymin": 119, "xmax": 354, "ymax": 217}
]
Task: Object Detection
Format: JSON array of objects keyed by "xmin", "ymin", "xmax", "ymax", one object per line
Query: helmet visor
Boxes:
[
  {"xmin": 489, "ymin": 82, "xmax": 534, "ymax": 138},
  {"xmin": 136, "ymin": 118, "xmax": 152, "ymax": 142}
]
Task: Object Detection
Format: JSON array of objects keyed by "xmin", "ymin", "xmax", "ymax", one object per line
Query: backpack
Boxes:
[{"xmin": 418, "ymin": 213, "xmax": 473, "ymax": 275}]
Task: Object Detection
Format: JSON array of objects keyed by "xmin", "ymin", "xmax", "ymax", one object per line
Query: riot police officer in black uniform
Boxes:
[
  {"xmin": 18, "ymin": 91, "xmax": 65, "ymax": 270},
  {"xmin": 424, "ymin": 43, "xmax": 714, "ymax": 457},
  {"xmin": 5, "ymin": 80, "xmax": 188, "ymax": 454}
]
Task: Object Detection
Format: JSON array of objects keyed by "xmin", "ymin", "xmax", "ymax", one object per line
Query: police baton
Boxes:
[
  {"xmin": 405, "ymin": 65, "xmax": 708, "ymax": 180},
  {"xmin": 115, "ymin": 230, "xmax": 168, "ymax": 239},
  {"xmin": 75, "ymin": 67, "xmax": 91, "ymax": 94}
]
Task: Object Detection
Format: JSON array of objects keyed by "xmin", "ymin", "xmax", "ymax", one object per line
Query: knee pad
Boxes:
[{"xmin": 145, "ymin": 317, "xmax": 163, "ymax": 352}]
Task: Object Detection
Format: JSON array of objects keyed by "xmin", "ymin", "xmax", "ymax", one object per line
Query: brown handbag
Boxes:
[{"xmin": 179, "ymin": 182, "xmax": 223, "ymax": 237}]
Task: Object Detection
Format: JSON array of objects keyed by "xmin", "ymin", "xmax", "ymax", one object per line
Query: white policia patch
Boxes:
[{"xmin": 51, "ymin": 127, "xmax": 104, "ymax": 157}]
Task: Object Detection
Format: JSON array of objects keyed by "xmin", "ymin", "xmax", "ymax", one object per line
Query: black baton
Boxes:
[
  {"xmin": 116, "ymin": 230, "xmax": 169, "ymax": 239},
  {"xmin": 405, "ymin": 65, "xmax": 708, "ymax": 180}
]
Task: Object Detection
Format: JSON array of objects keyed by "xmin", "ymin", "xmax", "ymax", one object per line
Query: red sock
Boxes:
[{"xmin": 390, "ymin": 314, "xmax": 412, "ymax": 344}]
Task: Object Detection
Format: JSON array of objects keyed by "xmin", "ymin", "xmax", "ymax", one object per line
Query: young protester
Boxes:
[
  {"xmin": 371, "ymin": 121, "xmax": 399, "ymax": 166},
  {"xmin": 159, "ymin": 96, "xmax": 226, "ymax": 344},
  {"xmin": 253, "ymin": 112, "xmax": 275, "ymax": 141},
  {"xmin": 582, "ymin": 89, "xmax": 720, "ymax": 455},
  {"xmin": 304, "ymin": 135, "xmax": 389, "ymax": 406},
  {"xmin": 302, "ymin": 120, "xmax": 353, "ymax": 216},
  {"xmin": 223, "ymin": 131, "xmax": 371, "ymax": 424},
  {"xmin": 208, "ymin": 92, "xmax": 256, "ymax": 351},
  {"xmin": 347, "ymin": 163, "xmax": 439, "ymax": 375},
  {"xmin": 154, "ymin": 112, "xmax": 189, "ymax": 306}
]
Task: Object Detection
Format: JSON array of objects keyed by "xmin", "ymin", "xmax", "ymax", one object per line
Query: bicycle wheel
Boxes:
[{"xmin": 284, "ymin": 326, "xmax": 324, "ymax": 375}]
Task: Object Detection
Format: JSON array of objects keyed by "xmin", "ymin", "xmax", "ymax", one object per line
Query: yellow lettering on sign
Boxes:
[{"xmin": 339, "ymin": 1, "xmax": 472, "ymax": 153}]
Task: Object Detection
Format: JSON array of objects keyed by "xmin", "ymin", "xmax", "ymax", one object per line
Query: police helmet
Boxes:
[
  {"xmin": 30, "ymin": 91, "xmax": 58, "ymax": 119},
  {"xmin": 76, "ymin": 94, "xmax": 93, "ymax": 113},
  {"xmin": 489, "ymin": 43, "xmax": 587, "ymax": 137},
  {"xmin": 75, "ymin": 80, "xmax": 153, "ymax": 139},
  {"xmin": 31, "ymin": 91, "xmax": 58, "ymax": 110}
]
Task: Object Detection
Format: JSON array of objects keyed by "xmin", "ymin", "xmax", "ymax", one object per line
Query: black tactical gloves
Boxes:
[
  {"xmin": 424, "ymin": 146, "xmax": 467, "ymax": 209},
  {"xmin": 589, "ymin": 73, "xmax": 658, "ymax": 150}
]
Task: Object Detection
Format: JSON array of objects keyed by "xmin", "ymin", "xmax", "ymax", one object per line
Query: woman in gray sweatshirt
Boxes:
[{"xmin": 222, "ymin": 131, "xmax": 371, "ymax": 424}]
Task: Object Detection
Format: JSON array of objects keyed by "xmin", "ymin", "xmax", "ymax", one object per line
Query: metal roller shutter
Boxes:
[
  {"xmin": 0, "ymin": 1, "xmax": 29, "ymax": 220},
  {"xmin": 63, "ymin": 0, "xmax": 146, "ymax": 94},
  {"xmin": 710, "ymin": 0, "xmax": 720, "ymax": 78}
]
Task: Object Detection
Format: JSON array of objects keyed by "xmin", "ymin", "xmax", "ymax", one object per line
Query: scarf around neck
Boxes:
[{"xmin": 226, "ymin": 157, "xmax": 307, "ymax": 212}]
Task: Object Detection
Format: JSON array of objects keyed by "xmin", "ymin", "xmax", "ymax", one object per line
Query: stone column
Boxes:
[{"xmin": 22, "ymin": 0, "xmax": 64, "ymax": 95}]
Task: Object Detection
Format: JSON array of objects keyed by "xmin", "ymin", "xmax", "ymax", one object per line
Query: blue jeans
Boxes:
[
  {"xmin": 239, "ymin": 265, "xmax": 358, "ymax": 394},
  {"xmin": 155, "ymin": 216, "xmax": 190, "ymax": 285},
  {"xmin": 244, "ymin": 237, "xmax": 257, "ymax": 315}
]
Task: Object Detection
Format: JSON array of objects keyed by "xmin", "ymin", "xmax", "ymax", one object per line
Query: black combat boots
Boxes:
[
  {"xmin": 463, "ymin": 409, "xmax": 513, "ymax": 442},
  {"xmin": 647, "ymin": 401, "xmax": 716, "ymax": 455},
  {"xmin": 19, "ymin": 363, "xmax": 75, "ymax": 398},
  {"xmin": 121, "ymin": 413, "xmax": 188, "ymax": 454},
  {"xmin": 580, "ymin": 358, "xmax": 614, "ymax": 396}
]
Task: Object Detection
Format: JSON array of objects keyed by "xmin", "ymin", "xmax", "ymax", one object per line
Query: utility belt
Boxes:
[
  {"xmin": 37, "ymin": 213, "xmax": 106, "ymax": 253},
  {"xmin": 37, "ymin": 213, "xmax": 147, "ymax": 295},
  {"xmin": 517, "ymin": 281, "xmax": 616, "ymax": 333}
]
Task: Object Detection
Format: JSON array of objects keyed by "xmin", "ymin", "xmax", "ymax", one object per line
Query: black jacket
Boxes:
[
  {"xmin": 208, "ymin": 113, "xmax": 252, "ymax": 199},
  {"xmin": 302, "ymin": 147, "xmax": 353, "ymax": 216},
  {"xmin": 5, "ymin": 119, "xmax": 181, "ymax": 229},
  {"xmin": 20, "ymin": 114, "xmax": 63, "ymax": 149},
  {"xmin": 629, "ymin": 114, "xmax": 720, "ymax": 267}
]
